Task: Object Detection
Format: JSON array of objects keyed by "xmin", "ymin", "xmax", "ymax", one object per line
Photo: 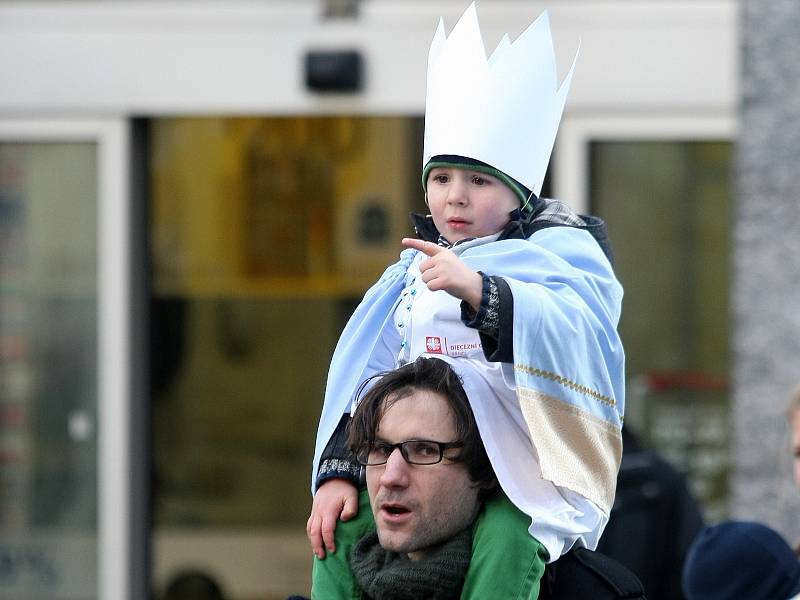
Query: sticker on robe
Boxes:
[
  {"xmin": 407, "ymin": 272, "xmax": 484, "ymax": 359},
  {"xmin": 425, "ymin": 336, "xmax": 443, "ymax": 354}
]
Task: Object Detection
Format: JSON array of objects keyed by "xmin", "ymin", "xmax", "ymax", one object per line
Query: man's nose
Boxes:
[{"xmin": 378, "ymin": 447, "xmax": 410, "ymax": 488}]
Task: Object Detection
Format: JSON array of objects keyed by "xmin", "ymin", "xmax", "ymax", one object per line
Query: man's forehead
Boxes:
[{"xmin": 376, "ymin": 389, "xmax": 457, "ymax": 439}]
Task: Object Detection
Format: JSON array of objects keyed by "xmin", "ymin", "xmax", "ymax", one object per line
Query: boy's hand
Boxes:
[
  {"xmin": 306, "ymin": 479, "xmax": 359, "ymax": 559},
  {"xmin": 401, "ymin": 238, "xmax": 483, "ymax": 311}
]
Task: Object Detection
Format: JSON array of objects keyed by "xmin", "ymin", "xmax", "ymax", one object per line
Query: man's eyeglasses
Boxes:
[{"xmin": 356, "ymin": 439, "xmax": 464, "ymax": 466}]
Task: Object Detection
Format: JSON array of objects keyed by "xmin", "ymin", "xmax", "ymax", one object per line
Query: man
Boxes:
[
  {"xmin": 349, "ymin": 357, "xmax": 494, "ymax": 562},
  {"xmin": 788, "ymin": 385, "xmax": 800, "ymax": 557},
  {"xmin": 312, "ymin": 357, "xmax": 541, "ymax": 600},
  {"xmin": 308, "ymin": 356, "xmax": 644, "ymax": 600},
  {"xmin": 788, "ymin": 385, "xmax": 800, "ymax": 488}
]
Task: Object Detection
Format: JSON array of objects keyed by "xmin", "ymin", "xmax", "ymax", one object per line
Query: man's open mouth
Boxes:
[{"xmin": 382, "ymin": 504, "xmax": 410, "ymax": 516}]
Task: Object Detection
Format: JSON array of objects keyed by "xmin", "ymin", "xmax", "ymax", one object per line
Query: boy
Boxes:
[{"xmin": 308, "ymin": 4, "xmax": 625, "ymax": 598}]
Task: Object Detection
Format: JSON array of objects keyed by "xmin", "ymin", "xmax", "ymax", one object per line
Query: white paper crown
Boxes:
[{"xmin": 423, "ymin": 3, "xmax": 579, "ymax": 197}]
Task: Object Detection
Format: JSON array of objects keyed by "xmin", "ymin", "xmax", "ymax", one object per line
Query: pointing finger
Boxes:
[{"xmin": 401, "ymin": 238, "xmax": 443, "ymax": 256}]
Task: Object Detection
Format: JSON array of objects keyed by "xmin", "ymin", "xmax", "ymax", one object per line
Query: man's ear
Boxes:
[
  {"xmin": 473, "ymin": 476, "xmax": 499, "ymax": 499},
  {"xmin": 480, "ymin": 476, "xmax": 498, "ymax": 491}
]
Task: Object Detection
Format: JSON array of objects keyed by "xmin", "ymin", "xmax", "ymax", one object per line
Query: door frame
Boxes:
[
  {"xmin": 553, "ymin": 114, "xmax": 738, "ymax": 214},
  {"xmin": 0, "ymin": 118, "xmax": 134, "ymax": 600}
]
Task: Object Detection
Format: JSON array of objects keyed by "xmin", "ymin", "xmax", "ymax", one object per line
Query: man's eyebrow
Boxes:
[{"xmin": 372, "ymin": 437, "xmax": 438, "ymax": 444}]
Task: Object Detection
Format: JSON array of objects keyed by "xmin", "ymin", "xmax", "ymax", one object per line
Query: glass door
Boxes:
[
  {"xmin": 0, "ymin": 119, "xmax": 132, "ymax": 600},
  {"xmin": 147, "ymin": 116, "xmax": 424, "ymax": 599},
  {"xmin": 554, "ymin": 115, "xmax": 736, "ymax": 518}
]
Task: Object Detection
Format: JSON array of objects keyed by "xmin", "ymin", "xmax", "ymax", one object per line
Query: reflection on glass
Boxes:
[
  {"xmin": 149, "ymin": 117, "xmax": 424, "ymax": 599},
  {"xmin": 151, "ymin": 117, "xmax": 425, "ymax": 295},
  {"xmin": 0, "ymin": 142, "xmax": 98, "ymax": 599},
  {"xmin": 590, "ymin": 140, "xmax": 732, "ymax": 520}
]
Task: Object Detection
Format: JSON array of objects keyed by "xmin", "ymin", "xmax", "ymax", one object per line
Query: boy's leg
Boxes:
[
  {"xmin": 462, "ymin": 493, "xmax": 548, "ymax": 600},
  {"xmin": 311, "ymin": 489, "xmax": 375, "ymax": 600}
]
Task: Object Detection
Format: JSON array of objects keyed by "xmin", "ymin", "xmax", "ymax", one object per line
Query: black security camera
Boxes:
[{"xmin": 304, "ymin": 50, "xmax": 364, "ymax": 93}]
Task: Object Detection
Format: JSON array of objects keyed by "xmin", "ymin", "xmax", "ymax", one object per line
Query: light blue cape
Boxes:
[{"xmin": 312, "ymin": 226, "xmax": 624, "ymax": 516}]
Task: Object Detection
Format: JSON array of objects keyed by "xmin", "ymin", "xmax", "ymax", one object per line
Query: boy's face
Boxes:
[{"xmin": 426, "ymin": 166, "xmax": 519, "ymax": 242}]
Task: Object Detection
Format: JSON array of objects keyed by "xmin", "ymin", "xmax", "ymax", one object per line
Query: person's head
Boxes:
[
  {"xmin": 422, "ymin": 6, "xmax": 578, "ymax": 237},
  {"xmin": 682, "ymin": 521, "xmax": 800, "ymax": 600},
  {"xmin": 422, "ymin": 154, "xmax": 534, "ymax": 242},
  {"xmin": 163, "ymin": 570, "xmax": 225, "ymax": 600},
  {"xmin": 347, "ymin": 356, "xmax": 496, "ymax": 560},
  {"xmin": 787, "ymin": 385, "xmax": 800, "ymax": 489}
]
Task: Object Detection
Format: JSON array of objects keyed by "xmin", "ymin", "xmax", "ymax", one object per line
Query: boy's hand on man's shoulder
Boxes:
[
  {"xmin": 307, "ymin": 479, "xmax": 359, "ymax": 559},
  {"xmin": 401, "ymin": 238, "xmax": 483, "ymax": 311}
]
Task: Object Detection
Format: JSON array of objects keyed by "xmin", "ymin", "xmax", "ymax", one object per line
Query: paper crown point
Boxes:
[{"xmin": 423, "ymin": 2, "xmax": 579, "ymax": 196}]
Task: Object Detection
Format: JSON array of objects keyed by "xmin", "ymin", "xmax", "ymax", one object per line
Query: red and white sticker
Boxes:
[{"xmin": 425, "ymin": 336, "xmax": 442, "ymax": 354}]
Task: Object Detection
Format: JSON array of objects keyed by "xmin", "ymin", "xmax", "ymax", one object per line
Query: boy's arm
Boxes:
[
  {"xmin": 461, "ymin": 274, "xmax": 514, "ymax": 363},
  {"xmin": 316, "ymin": 414, "xmax": 362, "ymax": 488},
  {"xmin": 308, "ymin": 414, "xmax": 362, "ymax": 559},
  {"xmin": 307, "ymin": 479, "xmax": 359, "ymax": 559},
  {"xmin": 398, "ymin": 239, "xmax": 514, "ymax": 362},
  {"xmin": 315, "ymin": 310, "xmax": 402, "ymax": 489}
]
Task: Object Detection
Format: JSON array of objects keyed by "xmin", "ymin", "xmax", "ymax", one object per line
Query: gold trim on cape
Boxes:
[
  {"xmin": 514, "ymin": 364, "xmax": 616, "ymax": 408},
  {"xmin": 517, "ymin": 386, "xmax": 621, "ymax": 514}
]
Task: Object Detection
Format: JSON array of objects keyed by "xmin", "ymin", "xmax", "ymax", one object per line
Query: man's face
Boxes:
[
  {"xmin": 366, "ymin": 389, "xmax": 481, "ymax": 561},
  {"xmin": 792, "ymin": 408, "xmax": 800, "ymax": 488}
]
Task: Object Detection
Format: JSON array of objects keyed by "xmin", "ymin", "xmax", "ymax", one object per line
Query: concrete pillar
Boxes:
[{"xmin": 733, "ymin": 0, "xmax": 800, "ymax": 541}]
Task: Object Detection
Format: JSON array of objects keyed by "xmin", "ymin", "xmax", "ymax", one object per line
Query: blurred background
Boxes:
[{"xmin": 1, "ymin": 1, "xmax": 797, "ymax": 599}]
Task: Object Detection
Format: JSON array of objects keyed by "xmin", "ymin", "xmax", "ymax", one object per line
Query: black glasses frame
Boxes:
[{"xmin": 356, "ymin": 439, "xmax": 464, "ymax": 466}]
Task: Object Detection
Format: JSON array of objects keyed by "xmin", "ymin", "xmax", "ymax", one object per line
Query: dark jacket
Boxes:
[
  {"xmin": 540, "ymin": 547, "xmax": 647, "ymax": 600},
  {"xmin": 597, "ymin": 428, "xmax": 704, "ymax": 600}
]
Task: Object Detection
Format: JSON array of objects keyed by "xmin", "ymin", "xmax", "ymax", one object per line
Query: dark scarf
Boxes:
[{"xmin": 350, "ymin": 528, "xmax": 472, "ymax": 600}]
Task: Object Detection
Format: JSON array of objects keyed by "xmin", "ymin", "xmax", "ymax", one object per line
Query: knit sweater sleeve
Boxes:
[
  {"xmin": 461, "ymin": 273, "xmax": 514, "ymax": 363},
  {"xmin": 316, "ymin": 414, "xmax": 363, "ymax": 488}
]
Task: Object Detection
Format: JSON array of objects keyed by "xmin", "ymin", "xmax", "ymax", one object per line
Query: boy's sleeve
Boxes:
[
  {"xmin": 461, "ymin": 274, "xmax": 515, "ymax": 363},
  {"xmin": 312, "ymin": 249, "xmax": 415, "ymax": 493},
  {"xmin": 316, "ymin": 414, "xmax": 363, "ymax": 488},
  {"xmin": 315, "ymin": 315, "xmax": 402, "ymax": 490}
]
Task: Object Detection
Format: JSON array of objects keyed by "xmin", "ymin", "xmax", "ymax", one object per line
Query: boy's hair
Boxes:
[
  {"xmin": 422, "ymin": 154, "xmax": 538, "ymax": 219},
  {"xmin": 347, "ymin": 356, "xmax": 496, "ymax": 495}
]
